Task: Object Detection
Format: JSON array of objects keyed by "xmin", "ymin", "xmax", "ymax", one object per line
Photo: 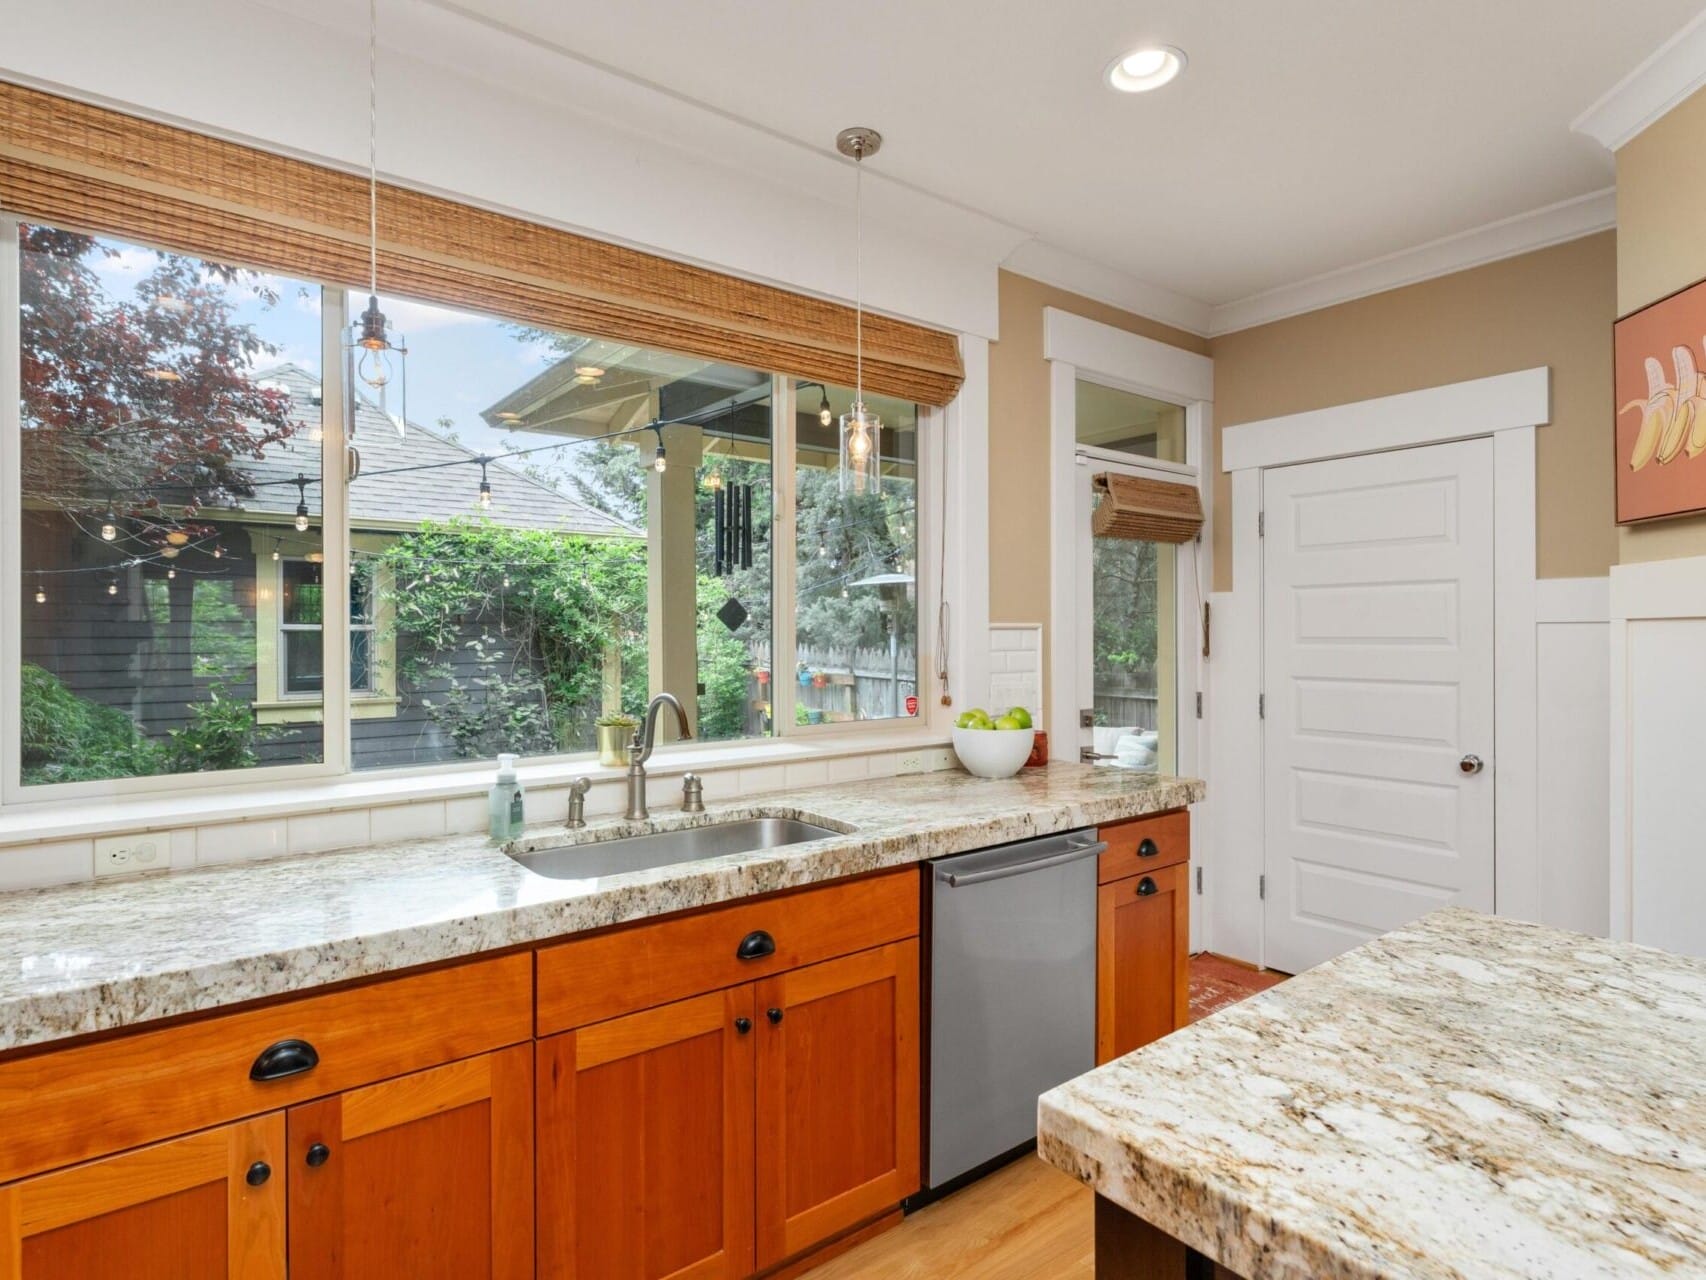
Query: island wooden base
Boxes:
[{"xmin": 1095, "ymin": 1195, "xmax": 1243, "ymax": 1280}]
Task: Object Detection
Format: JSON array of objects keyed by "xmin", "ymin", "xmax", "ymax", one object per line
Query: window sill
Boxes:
[
  {"xmin": 254, "ymin": 697, "xmax": 401, "ymax": 725},
  {"xmin": 0, "ymin": 727, "xmax": 952, "ymax": 845}
]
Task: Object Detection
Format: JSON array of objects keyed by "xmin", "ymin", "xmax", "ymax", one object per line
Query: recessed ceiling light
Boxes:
[{"xmin": 1105, "ymin": 45, "xmax": 1186, "ymax": 93}]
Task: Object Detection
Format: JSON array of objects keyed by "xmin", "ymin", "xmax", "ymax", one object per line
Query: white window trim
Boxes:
[
  {"xmin": 0, "ymin": 211, "xmax": 971, "ymax": 820},
  {"xmin": 277, "ymin": 556, "xmax": 375, "ymax": 701},
  {"xmin": 1212, "ymin": 366, "xmax": 1547, "ymax": 965},
  {"xmin": 1044, "ymin": 307, "xmax": 1212, "ymax": 945}
]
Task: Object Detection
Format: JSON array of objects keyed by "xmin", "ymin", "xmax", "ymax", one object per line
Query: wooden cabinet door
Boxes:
[
  {"xmin": 537, "ymin": 987, "xmax": 756, "ymax": 1280},
  {"xmin": 754, "ymin": 940, "xmax": 920, "ymax": 1270},
  {"xmin": 1097, "ymin": 862, "xmax": 1190, "ymax": 1063},
  {"xmin": 0, "ymin": 1114, "xmax": 284, "ymax": 1280},
  {"xmin": 287, "ymin": 1045, "xmax": 532, "ymax": 1280}
]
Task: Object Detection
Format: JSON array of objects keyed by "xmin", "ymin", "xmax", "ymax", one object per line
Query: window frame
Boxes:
[
  {"xmin": 0, "ymin": 212, "xmax": 947, "ymax": 810},
  {"xmin": 275, "ymin": 556, "xmax": 374, "ymax": 701}
]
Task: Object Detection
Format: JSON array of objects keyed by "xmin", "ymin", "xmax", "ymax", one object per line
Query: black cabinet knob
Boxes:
[
  {"xmin": 1136, "ymin": 876, "xmax": 1158, "ymax": 897},
  {"xmin": 736, "ymin": 930, "xmax": 776, "ymax": 961},
  {"xmin": 766, "ymin": 1007, "xmax": 784, "ymax": 1025},
  {"xmin": 734, "ymin": 1017, "xmax": 753, "ymax": 1034},
  {"xmin": 1137, "ymin": 838, "xmax": 1160, "ymax": 859},
  {"xmin": 305, "ymin": 1142, "xmax": 331, "ymax": 1168},
  {"xmin": 245, "ymin": 1161, "xmax": 271, "ymax": 1187},
  {"xmin": 250, "ymin": 1038, "xmax": 319, "ymax": 1082}
]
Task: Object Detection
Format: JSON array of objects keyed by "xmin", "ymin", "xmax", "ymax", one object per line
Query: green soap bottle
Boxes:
[{"xmin": 489, "ymin": 753, "xmax": 526, "ymax": 841}]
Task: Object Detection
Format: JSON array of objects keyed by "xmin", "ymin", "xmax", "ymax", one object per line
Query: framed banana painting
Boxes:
[{"xmin": 1615, "ymin": 278, "xmax": 1706, "ymax": 523}]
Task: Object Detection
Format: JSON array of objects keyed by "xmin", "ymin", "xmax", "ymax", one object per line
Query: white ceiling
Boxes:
[{"xmin": 431, "ymin": 0, "xmax": 1697, "ymax": 311}]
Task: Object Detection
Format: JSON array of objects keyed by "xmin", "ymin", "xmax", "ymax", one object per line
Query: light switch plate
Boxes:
[{"xmin": 94, "ymin": 834, "xmax": 167, "ymax": 878}]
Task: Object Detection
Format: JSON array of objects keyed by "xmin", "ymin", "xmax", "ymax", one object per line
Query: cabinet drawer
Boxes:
[
  {"xmin": 0, "ymin": 952, "xmax": 531, "ymax": 1186},
  {"xmin": 1098, "ymin": 810, "xmax": 1190, "ymax": 883},
  {"xmin": 536, "ymin": 869, "xmax": 919, "ymax": 1034}
]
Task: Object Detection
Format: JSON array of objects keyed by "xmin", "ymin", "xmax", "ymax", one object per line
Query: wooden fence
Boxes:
[
  {"xmin": 747, "ymin": 641, "xmax": 919, "ymax": 723},
  {"xmin": 1094, "ymin": 671, "xmax": 1159, "ymax": 732}
]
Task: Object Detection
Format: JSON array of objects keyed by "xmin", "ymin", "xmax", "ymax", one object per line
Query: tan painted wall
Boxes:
[
  {"xmin": 1209, "ymin": 232, "xmax": 1618, "ymax": 591},
  {"xmin": 987, "ymin": 270, "xmax": 1208, "ymax": 712},
  {"xmin": 1616, "ymin": 86, "xmax": 1706, "ymax": 563}
]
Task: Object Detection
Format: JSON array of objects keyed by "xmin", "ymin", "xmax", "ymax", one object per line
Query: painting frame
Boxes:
[{"xmin": 1614, "ymin": 272, "xmax": 1706, "ymax": 525}]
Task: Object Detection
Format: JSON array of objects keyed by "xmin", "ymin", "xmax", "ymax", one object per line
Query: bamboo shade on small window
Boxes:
[
  {"xmin": 1091, "ymin": 472, "xmax": 1203, "ymax": 543},
  {"xmin": 0, "ymin": 83, "xmax": 964, "ymax": 406}
]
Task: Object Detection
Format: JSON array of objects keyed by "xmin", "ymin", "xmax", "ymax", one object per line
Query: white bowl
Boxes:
[{"xmin": 951, "ymin": 726, "xmax": 1036, "ymax": 779}]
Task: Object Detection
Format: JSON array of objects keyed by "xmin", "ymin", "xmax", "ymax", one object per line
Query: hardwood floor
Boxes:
[
  {"xmin": 801, "ymin": 954, "xmax": 1288, "ymax": 1279},
  {"xmin": 799, "ymin": 1155, "xmax": 1092, "ymax": 1280}
]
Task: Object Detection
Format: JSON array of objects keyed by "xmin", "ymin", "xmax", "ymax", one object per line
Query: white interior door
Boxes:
[{"xmin": 1262, "ymin": 439, "xmax": 1495, "ymax": 973}]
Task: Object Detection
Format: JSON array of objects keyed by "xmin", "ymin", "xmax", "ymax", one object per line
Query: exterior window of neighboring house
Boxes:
[
  {"xmin": 4, "ymin": 214, "xmax": 930, "ymax": 801},
  {"xmin": 278, "ymin": 559, "xmax": 375, "ymax": 698}
]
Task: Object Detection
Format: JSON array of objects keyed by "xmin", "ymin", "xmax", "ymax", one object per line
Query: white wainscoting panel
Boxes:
[
  {"xmin": 1534, "ymin": 578, "xmax": 1610, "ymax": 937},
  {"xmin": 1610, "ymin": 557, "xmax": 1706, "ymax": 956}
]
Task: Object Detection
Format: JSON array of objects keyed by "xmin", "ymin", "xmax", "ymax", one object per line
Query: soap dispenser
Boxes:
[{"xmin": 489, "ymin": 753, "xmax": 525, "ymax": 841}]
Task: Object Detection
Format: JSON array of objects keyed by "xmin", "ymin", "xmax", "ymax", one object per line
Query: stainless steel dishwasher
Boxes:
[{"xmin": 924, "ymin": 827, "xmax": 1104, "ymax": 1191}]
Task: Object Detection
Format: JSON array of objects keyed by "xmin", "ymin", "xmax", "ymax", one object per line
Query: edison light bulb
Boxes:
[
  {"xmin": 848, "ymin": 425, "xmax": 872, "ymax": 460},
  {"xmin": 479, "ymin": 480, "xmax": 493, "ymax": 509},
  {"xmin": 654, "ymin": 446, "xmax": 668, "ymax": 473},
  {"xmin": 107, "ymin": 580, "xmax": 118, "ymax": 597},
  {"xmin": 358, "ymin": 347, "xmax": 391, "ymax": 389},
  {"xmin": 100, "ymin": 511, "xmax": 117, "ymax": 541},
  {"xmin": 295, "ymin": 512, "xmax": 310, "ymax": 533},
  {"xmin": 34, "ymin": 585, "xmax": 45, "ymax": 604}
]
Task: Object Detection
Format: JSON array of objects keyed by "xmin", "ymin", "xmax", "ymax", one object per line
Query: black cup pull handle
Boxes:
[
  {"xmin": 1136, "ymin": 876, "xmax": 1158, "ymax": 897},
  {"xmin": 734, "ymin": 1017, "xmax": 753, "ymax": 1035},
  {"xmin": 767, "ymin": 1007, "xmax": 784, "ymax": 1025},
  {"xmin": 305, "ymin": 1142, "xmax": 331, "ymax": 1168},
  {"xmin": 250, "ymin": 1038, "xmax": 320, "ymax": 1082},
  {"xmin": 1137, "ymin": 838, "xmax": 1160, "ymax": 859},
  {"xmin": 736, "ymin": 930, "xmax": 776, "ymax": 961},
  {"xmin": 245, "ymin": 1161, "xmax": 271, "ymax": 1187}
]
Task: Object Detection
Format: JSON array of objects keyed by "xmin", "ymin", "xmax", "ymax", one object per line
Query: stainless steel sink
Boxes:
[{"xmin": 508, "ymin": 817, "xmax": 844, "ymax": 879}]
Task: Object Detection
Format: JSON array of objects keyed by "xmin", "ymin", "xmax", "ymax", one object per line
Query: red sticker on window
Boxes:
[{"xmin": 904, "ymin": 695, "xmax": 919, "ymax": 716}]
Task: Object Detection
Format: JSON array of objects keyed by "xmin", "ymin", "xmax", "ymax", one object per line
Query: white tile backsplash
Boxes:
[
  {"xmin": 0, "ymin": 840, "xmax": 95, "ymax": 890},
  {"xmin": 369, "ymin": 801, "xmax": 447, "ymax": 844},
  {"xmin": 444, "ymin": 795, "xmax": 490, "ymax": 835},
  {"xmin": 287, "ymin": 810, "xmax": 371, "ymax": 856},
  {"xmin": 784, "ymin": 761, "xmax": 830, "ymax": 790},
  {"xmin": 738, "ymin": 764, "xmax": 789, "ymax": 796},
  {"xmin": 195, "ymin": 819, "xmax": 288, "ymax": 866},
  {"xmin": 826, "ymin": 755, "xmax": 870, "ymax": 785}
]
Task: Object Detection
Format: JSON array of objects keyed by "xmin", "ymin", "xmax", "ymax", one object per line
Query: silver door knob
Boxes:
[{"xmin": 1459, "ymin": 754, "xmax": 1484, "ymax": 775}]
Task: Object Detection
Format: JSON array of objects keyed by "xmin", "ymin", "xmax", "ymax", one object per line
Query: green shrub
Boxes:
[{"xmin": 20, "ymin": 663, "xmax": 163, "ymax": 782}]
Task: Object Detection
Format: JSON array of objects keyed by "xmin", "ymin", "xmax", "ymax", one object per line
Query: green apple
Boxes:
[
  {"xmin": 993, "ymin": 714, "xmax": 1023, "ymax": 731},
  {"xmin": 1006, "ymin": 706, "xmax": 1033, "ymax": 729},
  {"xmin": 955, "ymin": 710, "xmax": 980, "ymax": 729}
]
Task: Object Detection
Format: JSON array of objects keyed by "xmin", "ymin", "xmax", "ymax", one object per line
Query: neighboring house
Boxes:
[{"xmin": 21, "ymin": 363, "xmax": 638, "ymax": 771}]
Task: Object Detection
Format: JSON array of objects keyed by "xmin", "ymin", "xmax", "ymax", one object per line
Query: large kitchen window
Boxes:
[{"xmin": 5, "ymin": 216, "xmax": 927, "ymax": 799}]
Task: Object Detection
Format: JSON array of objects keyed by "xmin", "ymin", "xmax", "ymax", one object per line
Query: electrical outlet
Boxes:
[
  {"xmin": 94, "ymin": 834, "xmax": 166, "ymax": 878},
  {"xmin": 894, "ymin": 751, "xmax": 926, "ymax": 775}
]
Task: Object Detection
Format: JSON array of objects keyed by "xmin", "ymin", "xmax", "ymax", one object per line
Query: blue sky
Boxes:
[{"xmin": 85, "ymin": 238, "xmax": 560, "ymax": 463}]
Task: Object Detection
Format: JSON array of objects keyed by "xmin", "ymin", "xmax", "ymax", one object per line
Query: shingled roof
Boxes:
[{"xmin": 233, "ymin": 364, "xmax": 637, "ymax": 538}]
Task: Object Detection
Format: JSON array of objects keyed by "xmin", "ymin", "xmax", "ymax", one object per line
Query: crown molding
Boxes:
[
  {"xmin": 1205, "ymin": 188, "xmax": 1615, "ymax": 338},
  {"xmin": 1000, "ymin": 239, "xmax": 1213, "ymax": 338},
  {"xmin": 1573, "ymin": 9, "xmax": 1706, "ymax": 151}
]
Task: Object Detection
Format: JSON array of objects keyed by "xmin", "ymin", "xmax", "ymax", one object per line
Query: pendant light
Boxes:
[
  {"xmin": 344, "ymin": 0, "xmax": 408, "ymax": 438},
  {"xmin": 835, "ymin": 127, "xmax": 883, "ymax": 497}
]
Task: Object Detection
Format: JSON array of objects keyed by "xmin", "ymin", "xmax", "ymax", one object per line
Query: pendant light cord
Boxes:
[
  {"xmin": 368, "ymin": 0, "xmax": 379, "ymax": 298},
  {"xmin": 853, "ymin": 149, "xmax": 864, "ymax": 406}
]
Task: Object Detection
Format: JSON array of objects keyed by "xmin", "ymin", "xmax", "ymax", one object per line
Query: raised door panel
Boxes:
[
  {"xmin": 1096, "ymin": 863, "xmax": 1189, "ymax": 1064},
  {"xmin": 755, "ymin": 940, "xmax": 920, "ymax": 1270},
  {"xmin": 0, "ymin": 1115, "xmax": 284, "ymax": 1280},
  {"xmin": 537, "ymin": 987, "xmax": 755, "ymax": 1280},
  {"xmin": 287, "ymin": 1045, "xmax": 532, "ymax": 1280}
]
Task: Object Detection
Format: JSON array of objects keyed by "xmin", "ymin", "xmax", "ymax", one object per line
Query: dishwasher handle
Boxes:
[{"xmin": 942, "ymin": 838, "xmax": 1108, "ymax": 888}]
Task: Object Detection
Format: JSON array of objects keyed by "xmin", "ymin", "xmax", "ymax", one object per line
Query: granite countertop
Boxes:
[
  {"xmin": 1039, "ymin": 908, "xmax": 1706, "ymax": 1280},
  {"xmin": 0, "ymin": 763, "xmax": 1202, "ymax": 1055}
]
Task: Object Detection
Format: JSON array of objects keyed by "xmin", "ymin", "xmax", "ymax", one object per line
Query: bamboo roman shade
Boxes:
[
  {"xmin": 1091, "ymin": 472, "xmax": 1203, "ymax": 543},
  {"xmin": 0, "ymin": 83, "xmax": 964, "ymax": 406}
]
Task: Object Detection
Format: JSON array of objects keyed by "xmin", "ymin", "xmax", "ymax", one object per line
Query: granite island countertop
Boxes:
[
  {"xmin": 0, "ymin": 762, "xmax": 1201, "ymax": 1055},
  {"xmin": 1039, "ymin": 908, "xmax": 1706, "ymax": 1280}
]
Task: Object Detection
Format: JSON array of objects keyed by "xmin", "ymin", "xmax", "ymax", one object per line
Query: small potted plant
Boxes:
[{"xmin": 594, "ymin": 713, "xmax": 639, "ymax": 769}]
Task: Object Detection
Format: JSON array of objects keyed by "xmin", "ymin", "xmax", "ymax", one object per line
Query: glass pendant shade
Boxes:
[
  {"xmin": 345, "ymin": 294, "xmax": 408, "ymax": 438},
  {"xmin": 838, "ymin": 402, "xmax": 882, "ymax": 495}
]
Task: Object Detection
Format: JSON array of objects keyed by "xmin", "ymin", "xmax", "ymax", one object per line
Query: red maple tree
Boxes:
[{"xmin": 19, "ymin": 224, "xmax": 300, "ymax": 551}]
